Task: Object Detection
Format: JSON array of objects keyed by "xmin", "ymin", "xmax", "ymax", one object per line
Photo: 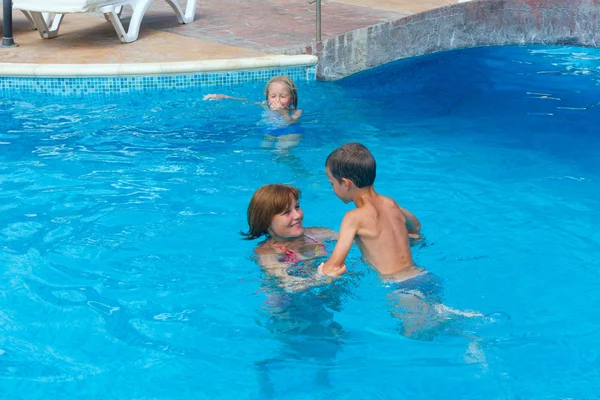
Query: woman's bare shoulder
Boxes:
[
  {"xmin": 305, "ymin": 227, "xmax": 337, "ymax": 241},
  {"xmin": 254, "ymin": 242, "xmax": 272, "ymax": 255}
]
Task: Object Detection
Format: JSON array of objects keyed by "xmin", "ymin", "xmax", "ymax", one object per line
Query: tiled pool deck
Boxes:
[
  {"xmin": 0, "ymin": 0, "xmax": 459, "ymax": 94},
  {"xmin": 0, "ymin": 0, "xmax": 453, "ymax": 64}
]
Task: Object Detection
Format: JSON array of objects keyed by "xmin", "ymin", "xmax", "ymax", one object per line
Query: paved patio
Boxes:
[{"xmin": 0, "ymin": 0, "xmax": 455, "ymax": 64}]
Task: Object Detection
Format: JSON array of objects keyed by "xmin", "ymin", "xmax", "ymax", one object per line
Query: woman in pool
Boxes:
[
  {"xmin": 241, "ymin": 183, "xmax": 346, "ymax": 292},
  {"xmin": 244, "ymin": 184, "xmax": 348, "ymax": 392}
]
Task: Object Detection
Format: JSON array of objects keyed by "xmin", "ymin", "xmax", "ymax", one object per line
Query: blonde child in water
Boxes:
[
  {"xmin": 203, "ymin": 75, "xmax": 303, "ymax": 124},
  {"xmin": 204, "ymin": 76, "xmax": 304, "ymax": 155},
  {"xmin": 241, "ymin": 184, "xmax": 345, "ymax": 293}
]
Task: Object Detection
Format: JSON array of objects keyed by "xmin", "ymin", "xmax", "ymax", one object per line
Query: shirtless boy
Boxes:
[
  {"xmin": 319, "ymin": 142, "xmax": 424, "ymax": 281},
  {"xmin": 319, "ymin": 143, "xmax": 484, "ymax": 339}
]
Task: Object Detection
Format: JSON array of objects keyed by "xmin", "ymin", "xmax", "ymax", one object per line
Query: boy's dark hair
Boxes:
[{"xmin": 325, "ymin": 142, "xmax": 376, "ymax": 188}]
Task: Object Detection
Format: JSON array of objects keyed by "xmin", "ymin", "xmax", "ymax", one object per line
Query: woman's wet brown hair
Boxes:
[
  {"xmin": 264, "ymin": 76, "xmax": 298, "ymax": 109},
  {"xmin": 241, "ymin": 184, "xmax": 301, "ymax": 240}
]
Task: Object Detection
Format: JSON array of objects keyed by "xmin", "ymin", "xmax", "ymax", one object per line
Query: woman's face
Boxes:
[{"xmin": 269, "ymin": 195, "xmax": 304, "ymax": 239}]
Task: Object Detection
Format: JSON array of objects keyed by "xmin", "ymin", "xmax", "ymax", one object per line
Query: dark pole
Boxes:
[
  {"xmin": 315, "ymin": 0, "xmax": 321, "ymax": 42},
  {"xmin": 2, "ymin": 0, "xmax": 18, "ymax": 47},
  {"xmin": 308, "ymin": 0, "xmax": 321, "ymax": 42}
]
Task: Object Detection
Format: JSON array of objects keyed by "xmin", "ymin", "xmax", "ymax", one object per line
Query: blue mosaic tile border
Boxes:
[{"xmin": 0, "ymin": 66, "xmax": 316, "ymax": 97}]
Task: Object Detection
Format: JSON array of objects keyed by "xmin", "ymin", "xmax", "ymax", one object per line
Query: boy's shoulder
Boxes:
[
  {"xmin": 341, "ymin": 206, "xmax": 370, "ymax": 228},
  {"xmin": 377, "ymin": 193, "xmax": 401, "ymax": 208},
  {"xmin": 344, "ymin": 206, "xmax": 365, "ymax": 218}
]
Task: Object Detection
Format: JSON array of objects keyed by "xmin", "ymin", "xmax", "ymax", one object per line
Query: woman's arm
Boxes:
[
  {"xmin": 304, "ymin": 227, "xmax": 338, "ymax": 241},
  {"xmin": 256, "ymin": 249, "xmax": 334, "ymax": 293}
]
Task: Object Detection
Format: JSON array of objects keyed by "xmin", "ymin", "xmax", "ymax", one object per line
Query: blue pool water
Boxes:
[{"xmin": 1, "ymin": 45, "xmax": 600, "ymax": 398}]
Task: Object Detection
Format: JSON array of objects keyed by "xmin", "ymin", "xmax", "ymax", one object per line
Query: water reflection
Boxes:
[{"xmin": 253, "ymin": 275, "xmax": 353, "ymax": 397}]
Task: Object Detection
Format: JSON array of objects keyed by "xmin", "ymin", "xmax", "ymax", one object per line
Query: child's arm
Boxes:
[
  {"xmin": 398, "ymin": 206, "xmax": 423, "ymax": 244},
  {"xmin": 318, "ymin": 213, "xmax": 358, "ymax": 276},
  {"xmin": 276, "ymin": 109, "xmax": 303, "ymax": 124},
  {"xmin": 203, "ymin": 94, "xmax": 248, "ymax": 101},
  {"xmin": 399, "ymin": 206, "xmax": 421, "ymax": 235}
]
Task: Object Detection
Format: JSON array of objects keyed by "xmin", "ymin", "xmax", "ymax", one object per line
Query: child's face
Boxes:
[
  {"xmin": 267, "ymin": 82, "xmax": 292, "ymax": 110},
  {"xmin": 269, "ymin": 196, "xmax": 304, "ymax": 239},
  {"xmin": 326, "ymin": 167, "xmax": 352, "ymax": 203}
]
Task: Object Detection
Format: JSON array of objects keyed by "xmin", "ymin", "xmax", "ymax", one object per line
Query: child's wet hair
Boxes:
[
  {"xmin": 326, "ymin": 142, "xmax": 376, "ymax": 188},
  {"xmin": 241, "ymin": 184, "xmax": 301, "ymax": 240},
  {"xmin": 264, "ymin": 76, "xmax": 298, "ymax": 109}
]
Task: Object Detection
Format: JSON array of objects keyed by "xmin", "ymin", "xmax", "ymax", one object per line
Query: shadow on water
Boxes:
[{"xmin": 25, "ymin": 277, "xmax": 207, "ymax": 360}]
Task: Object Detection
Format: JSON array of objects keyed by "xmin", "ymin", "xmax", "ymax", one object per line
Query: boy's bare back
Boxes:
[{"xmin": 348, "ymin": 192, "xmax": 421, "ymax": 277}]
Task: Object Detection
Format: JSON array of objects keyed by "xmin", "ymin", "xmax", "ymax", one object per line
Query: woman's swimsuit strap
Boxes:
[
  {"xmin": 305, "ymin": 235, "xmax": 327, "ymax": 251},
  {"xmin": 270, "ymin": 235, "xmax": 327, "ymax": 263},
  {"xmin": 270, "ymin": 242, "xmax": 302, "ymax": 264}
]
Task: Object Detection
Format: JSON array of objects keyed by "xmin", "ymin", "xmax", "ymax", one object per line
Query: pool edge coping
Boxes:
[{"xmin": 0, "ymin": 55, "xmax": 319, "ymax": 78}]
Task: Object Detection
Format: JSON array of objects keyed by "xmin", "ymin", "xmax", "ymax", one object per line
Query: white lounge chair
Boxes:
[{"xmin": 13, "ymin": 0, "xmax": 197, "ymax": 43}]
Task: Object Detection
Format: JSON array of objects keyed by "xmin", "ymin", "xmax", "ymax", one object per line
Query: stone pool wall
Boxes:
[{"xmin": 308, "ymin": 0, "xmax": 600, "ymax": 80}]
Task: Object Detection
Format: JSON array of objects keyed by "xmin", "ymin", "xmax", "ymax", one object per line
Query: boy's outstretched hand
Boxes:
[{"xmin": 317, "ymin": 262, "xmax": 346, "ymax": 278}]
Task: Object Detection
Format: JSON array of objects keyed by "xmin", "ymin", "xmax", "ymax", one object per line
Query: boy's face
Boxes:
[
  {"xmin": 269, "ymin": 195, "xmax": 305, "ymax": 239},
  {"xmin": 326, "ymin": 167, "xmax": 352, "ymax": 203}
]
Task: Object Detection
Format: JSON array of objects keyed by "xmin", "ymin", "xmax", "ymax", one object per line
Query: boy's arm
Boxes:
[
  {"xmin": 399, "ymin": 206, "xmax": 421, "ymax": 235},
  {"xmin": 398, "ymin": 205, "xmax": 423, "ymax": 244},
  {"xmin": 319, "ymin": 213, "xmax": 358, "ymax": 276}
]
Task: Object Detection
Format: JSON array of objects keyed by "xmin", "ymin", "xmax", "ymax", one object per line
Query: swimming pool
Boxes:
[{"xmin": 1, "ymin": 45, "xmax": 599, "ymax": 398}]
